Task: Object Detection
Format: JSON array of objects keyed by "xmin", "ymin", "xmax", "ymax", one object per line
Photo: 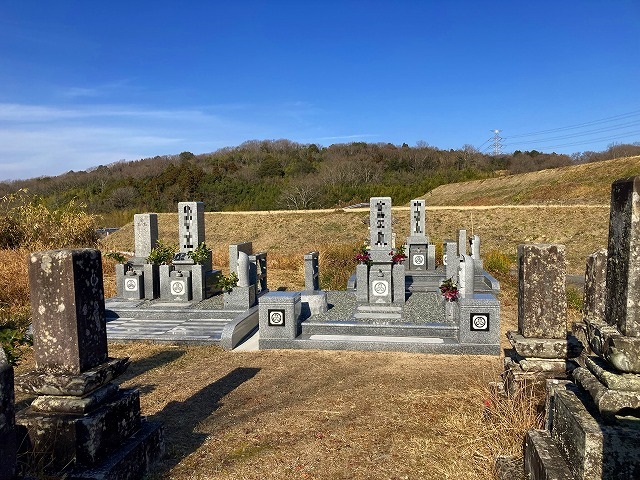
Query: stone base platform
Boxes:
[
  {"xmin": 104, "ymin": 296, "xmax": 258, "ymax": 350},
  {"xmin": 259, "ymin": 291, "xmax": 501, "ymax": 355}
]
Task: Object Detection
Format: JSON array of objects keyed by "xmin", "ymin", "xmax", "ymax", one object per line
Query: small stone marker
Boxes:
[
  {"xmin": 517, "ymin": 244, "xmax": 567, "ymax": 339},
  {"xmin": 443, "ymin": 240, "xmax": 458, "ymax": 281},
  {"xmin": 29, "ymin": 249, "xmax": 108, "ymax": 374},
  {"xmin": 0, "ymin": 349, "xmax": 16, "ymax": 480},
  {"xmin": 458, "ymin": 229, "xmax": 467, "ymax": 256}
]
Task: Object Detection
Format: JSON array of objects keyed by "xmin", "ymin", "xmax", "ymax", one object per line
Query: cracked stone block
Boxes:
[{"xmin": 508, "ymin": 331, "xmax": 583, "ymax": 359}]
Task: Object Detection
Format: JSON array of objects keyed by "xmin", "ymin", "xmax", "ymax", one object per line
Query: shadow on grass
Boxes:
[
  {"xmin": 116, "ymin": 348, "xmax": 187, "ymax": 384},
  {"xmin": 151, "ymin": 366, "xmax": 260, "ymax": 473}
]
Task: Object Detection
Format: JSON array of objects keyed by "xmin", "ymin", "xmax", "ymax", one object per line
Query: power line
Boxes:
[{"xmin": 505, "ymin": 109, "xmax": 640, "ymax": 139}]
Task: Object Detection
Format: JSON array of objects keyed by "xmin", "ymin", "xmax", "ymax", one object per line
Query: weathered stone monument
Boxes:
[
  {"xmin": 0, "ymin": 349, "xmax": 16, "ymax": 480},
  {"xmin": 506, "ymin": 177, "xmax": 640, "ymax": 479},
  {"xmin": 16, "ymin": 249, "xmax": 163, "ymax": 478},
  {"xmin": 502, "ymin": 244, "xmax": 582, "ymax": 393}
]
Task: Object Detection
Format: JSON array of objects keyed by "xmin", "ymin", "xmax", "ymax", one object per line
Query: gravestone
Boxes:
[
  {"xmin": 115, "ymin": 213, "xmax": 160, "ymax": 299},
  {"xmin": 502, "ymin": 244, "xmax": 579, "ymax": 394},
  {"xmin": 517, "ymin": 244, "xmax": 567, "ymax": 339},
  {"xmin": 225, "ymin": 243, "xmax": 259, "ymax": 309},
  {"xmin": 0, "ymin": 349, "xmax": 16, "ymax": 480},
  {"xmin": 133, "ymin": 213, "xmax": 158, "ymax": 262},
  {"xmin": 15, "ymin": 249, "xmax": 163, "ymax": 478},
  {"xmin": 178, "ymin": 201, "xmax": 205, "ymax": 256},
  {"xmin": 406, "ymin": 199, "xmax": 432, "ymax": 271},
  {"xmin": 457, "ymin": 254, "xmax": 475, "ymax": 298},
  {"xmin": 605, "ymin": 176, "xmax": 640, "ymax": 336},
  {"xmin": 366, "ymin": 197, "xmax": 404, "ymax": 304}
]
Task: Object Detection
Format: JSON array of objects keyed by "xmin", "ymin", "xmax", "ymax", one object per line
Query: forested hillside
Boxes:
[{"xmin": 1, "ymin": 140, "xmax": 638, "ymax": 224}]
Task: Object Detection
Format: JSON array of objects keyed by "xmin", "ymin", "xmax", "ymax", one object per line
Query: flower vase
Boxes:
[{"xmin": 445, "ymin": 300, "xmax": 458, "ymax": 323}]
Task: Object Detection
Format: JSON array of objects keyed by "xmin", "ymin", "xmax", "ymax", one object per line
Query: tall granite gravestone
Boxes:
[
  {"xmin": 356, "ymin": 197, "xmax": 405, "ymax": 305},
  {"xmin": 15, "ymin": 249, "xmax": 163, "ymax": 478},
  {"xmin": 406, "ymin": 199, "xmax": 435, "ymax": 271},
  {"xmin": 0, "ymin": 349, "xmax": 16, "ymax": 480},
  {"xmin": 503, "ymin": 244, "xmax": 581, "ymax": 393},
  {"xmin": 160, "ymin": 201, "xmax": 220, "ymax": 302}
]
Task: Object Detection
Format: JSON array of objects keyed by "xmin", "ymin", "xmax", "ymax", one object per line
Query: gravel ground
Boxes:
[{"xmin": 306, "ymin": 290, "xmax": 448, "ymax": 325}]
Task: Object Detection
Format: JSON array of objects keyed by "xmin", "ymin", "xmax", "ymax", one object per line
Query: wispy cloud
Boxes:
[{"xmin": 0, "ymin": 100, "xmax": 324, "ymax": 180}]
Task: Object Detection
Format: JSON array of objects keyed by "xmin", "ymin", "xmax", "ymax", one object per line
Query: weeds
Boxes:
[
  {"xmin": 484, "ymin": 249, "xmax": 514, "ymax": 277},
  {"xmin": 0, "ymin": 190, "xmax": 99, "ymax": 250},
  {"xmin": 319, "ymin": 242, "xmax": 360, "ymax": 290}
]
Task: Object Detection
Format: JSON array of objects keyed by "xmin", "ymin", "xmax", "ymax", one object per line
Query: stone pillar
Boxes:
[
  {"xmin": 355, "ymin": 263, "xmax": 369, "ymax": 303},
  {"xmin": 409, "ymin": 199, "xmax": 426, "ymax": 238},
  {"xmin": 427, "ymin": 244, "xmax": 436, "ymax": 270},
  {"xmin": 583, "ymin": 249, "xmax": 608, "ymax": 325},
  {"xmin": 517, "ymin": 244, "xmax": 567, "ymax": 339},
  {"xmin": 443, "ymin": 240, "xmax": 458, "ymax": 281},
  {"xmin": 0, "ymin": 349, "xmax": 16, "ymax": 480},
  {"xmin": 457, "ymin": 254, "xmax": 475, "ymax": 299},
  {"xmin": 458, "ymin": 229, "xmax": 467, "ymax": 256},
  {"xmin": 133, "ymin": 213, "xmax": 158, "ymax": 262},
  {"xmin": 605, "ymin": 176, "xmax": 640, "ymax": 336},
  {"xmin": 470, "ymin": 234, "xmax": 483, "ymax": 271},
  {"xmin": 16, "ymin": 248, "xmax": 164, "ymax": 477},
  {"xmin": 304, "ymin": 251, "xmax": 320, "ymax": 291}
]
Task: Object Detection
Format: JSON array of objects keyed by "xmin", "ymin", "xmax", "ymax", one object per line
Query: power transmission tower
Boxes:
[{"xmin": 491, "ymin": 129, "xmax": 503, "ymax": 155}]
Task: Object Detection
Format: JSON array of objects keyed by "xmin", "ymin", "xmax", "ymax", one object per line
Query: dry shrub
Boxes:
[
  {"xmin": 0, "ymin": 248, "xmax": 31, "ymax": 330},
  {"xmin": 0, "ymin": 191, "xmax": 99, "ymax": 251},
  {"xmin": 484, "ymin": 249, "xmax": 514, "ymax": 277},
  {"xmin": 268, "ymin": 253, "xmax": 301, "ymax": 271},
  {"xmin": 470, "ymin": 381, "xmax": 545, "ymax": 459},
  {"xmin": 319, "ymin": 242, "xmax": 359, "ymax": 290}
]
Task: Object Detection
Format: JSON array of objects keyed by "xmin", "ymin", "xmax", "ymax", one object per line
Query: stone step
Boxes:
[
  {"xmin": 105, "ymin": 308, "xmax": 241, "ymax": 321},
  {"xmin": 260, "ymin": 334, "xmax": 499, "ymax": 355},
  {"xmin": 356, "ymin": 305, "xmax": 403, "ymax": 313},
  {"xmin": 106, "ymin": 317, "xmax": 228, "ymax": 344},
  {"xmin": 301, "ymin": 319, "xmax": 458, "ymax": 338},
  {"xmin": 524, "ymin": 430, "xmax": 575, "ymax": 480}
]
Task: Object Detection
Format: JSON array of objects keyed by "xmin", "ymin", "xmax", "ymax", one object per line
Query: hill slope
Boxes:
[{"xmin": 425, "ymin": 155, "xmax": 640, "ymax": 206}]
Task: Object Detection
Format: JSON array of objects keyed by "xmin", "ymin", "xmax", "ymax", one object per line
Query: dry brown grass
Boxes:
[
  {"xmin": 0, "ymin": 248, "xmax": 32, "ymax": 327},
  {"xmin": 425, "ymin": 155, "xmax": 640, "ymax": 206}
]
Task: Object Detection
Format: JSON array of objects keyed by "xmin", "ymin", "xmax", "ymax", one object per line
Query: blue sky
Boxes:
[{"xmin": 1, "ymin": 1, "xmax": 638, "ymax": 180}]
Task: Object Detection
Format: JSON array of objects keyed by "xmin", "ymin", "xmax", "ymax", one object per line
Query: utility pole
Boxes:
[{"xmin": 491, "ymin": 129, "xmax": 502, "ymax": 156}]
